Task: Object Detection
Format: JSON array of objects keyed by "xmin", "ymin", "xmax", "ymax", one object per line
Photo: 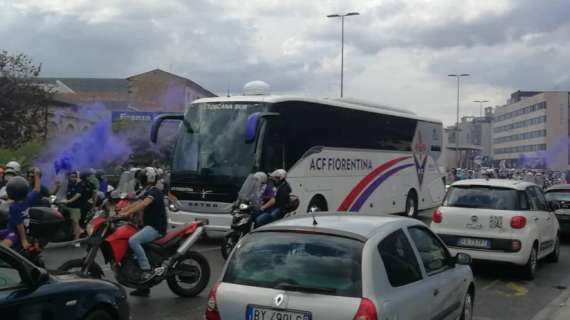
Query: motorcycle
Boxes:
[
  {"xmin": 58, "ymin": 206, "xmax": 211, "ymax": 297},
  {"xmin": 220, "ymin": 174, "xmax": 299, "ymax": 259}
]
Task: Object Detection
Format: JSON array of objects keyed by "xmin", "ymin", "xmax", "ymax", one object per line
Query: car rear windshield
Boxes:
[
  {"xmin": 223, "ymin": 231, "xmax": 363, "ymax": 298},
  {"xmin": 545, "ymin": 191, "xmax": 570, "ymax": 202},
  {"xmin": 444, "ymin": 186, "xmax": 528, "ymax": 210}
]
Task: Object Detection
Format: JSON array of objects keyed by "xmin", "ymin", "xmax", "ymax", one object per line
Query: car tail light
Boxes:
[
  {"xmin": 510, "ymin": 216, "xmax": 527, "ymax": 229},
  {"xmin": 205, "ymin": 282, "xmax": 221, "ymax": 320},
  {"xmin": 353, "ymin": 298, "xmax": 377, "ymax": 320},
  {"xmin": 432, "ymin": 208, "xmax": 443, "ymax": 223}
]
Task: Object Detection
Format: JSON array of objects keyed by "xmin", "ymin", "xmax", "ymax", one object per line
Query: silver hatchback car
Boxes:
[{"xmin": 205, "ymin": 213, "xmax": 475, "ymax": 320}]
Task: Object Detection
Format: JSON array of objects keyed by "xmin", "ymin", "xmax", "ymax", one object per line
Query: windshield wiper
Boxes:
[{"xmin": 275, "ymin": 283, "xmax": 337, "ymax": 295}]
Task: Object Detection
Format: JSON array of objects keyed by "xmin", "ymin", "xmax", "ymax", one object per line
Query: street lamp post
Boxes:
[
  {"xmin": 473, "ymin": 99, "xmax": 489, "ymax": 117},
  {"xmin": 448, "ymin": 73, "xmax": 470, "ymax": 168},
  {"xmin": 327, "ymin": 12, "xmax": 360, "ymax": 98}
]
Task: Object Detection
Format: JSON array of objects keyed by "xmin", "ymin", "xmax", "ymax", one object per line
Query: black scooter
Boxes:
[{"xmin": 220, "ymin": 195, "xmax": 299, "ymax": 260}]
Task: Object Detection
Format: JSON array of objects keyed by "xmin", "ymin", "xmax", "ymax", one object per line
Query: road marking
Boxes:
[
  {"xmin": 494, "ymin": 281, "xmax": 528, "ymax": 297},
  {"xmin": 506, "ymin": 282, "xmax": 528, "ymax": 297},
  {"xmin": 482, "ymin": 280, "xmax": 500, "ymax": 291}
]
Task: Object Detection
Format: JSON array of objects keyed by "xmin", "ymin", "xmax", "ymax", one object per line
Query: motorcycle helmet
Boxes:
[
  {"xmin": 253, "ymin": 171, "xmax": 267, "ymax": 184},
  {"xmin": 6, "ymin": 161, "xmax": 21, "ymax": 174},
  {"xmin": 6, "ymin": 176, "xmax": 30, "ymax": 201},
  {"xmin": 270, "ymin": 169, "xmax": 287, "ymax": 181},
  {"xmin": 139, "ymin": 167, "xmax": 158, "ymax": 185}
]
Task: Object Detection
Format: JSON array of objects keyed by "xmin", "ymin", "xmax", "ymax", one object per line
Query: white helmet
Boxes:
[
  {"xmin": 253, "ymin": 171, "xmax": 268, "ymax": 184},
  {"xmin": 6, "ymin": 161, "xmax": 21, "ymax": 174},
  {"xmin": 142, "ymin": 167, "xmax": 158, "ymax": 184},
  {"xmin": 270, "ymin": 169, "xmax": 287, "ymax": 181}
]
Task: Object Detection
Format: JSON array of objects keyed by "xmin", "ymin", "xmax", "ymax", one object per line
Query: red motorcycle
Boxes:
[{"xmin": 58, "ymin": 211, "xmax": 210, "ymax": 297}]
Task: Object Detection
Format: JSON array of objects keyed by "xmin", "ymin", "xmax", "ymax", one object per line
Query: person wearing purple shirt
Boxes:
[{"xmin": 0, "ymin": 169, "xmax": 41, "ymax": 249}]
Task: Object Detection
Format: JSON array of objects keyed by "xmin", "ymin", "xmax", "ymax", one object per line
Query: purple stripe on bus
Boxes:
[{"xmin": 350, "ymin": 163, "xmax": 415, "ymax": 212}]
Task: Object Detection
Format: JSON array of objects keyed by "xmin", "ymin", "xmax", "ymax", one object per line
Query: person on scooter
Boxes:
[
  {"xmin": 268, "ymin": 169, "xmax": 291, "ymax": 220},
  {"xmin": 0, "ymin": 161, "xmax": 21, "ymax": 201},
  {"xmin": 0, "ymin": 169, "xmax": 41, "ymax": 249},
  {"xmin": 251, "ymin": 172, "xmax": 277, "ymax": 227},
  {"xmin": 118, "ymin": 167, "xmax": 167, "ymax": 297}
]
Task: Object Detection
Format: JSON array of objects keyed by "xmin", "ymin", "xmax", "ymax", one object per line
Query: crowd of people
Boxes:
[{"xmin": 447, "ymin": 167, "xmax": 570, "ymax": 189}]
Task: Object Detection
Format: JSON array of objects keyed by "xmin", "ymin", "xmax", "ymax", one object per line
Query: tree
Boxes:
[{"xmin": 0, "ymin": 51, "xmax": 53, "ymax": 149}]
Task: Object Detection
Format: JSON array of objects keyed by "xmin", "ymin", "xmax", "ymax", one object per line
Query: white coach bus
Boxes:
[{"xmin": 151, "ymin": 82, "xmax": 445, "ymax": 237}]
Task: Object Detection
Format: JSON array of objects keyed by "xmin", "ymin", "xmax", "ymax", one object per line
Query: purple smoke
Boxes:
[{"xmin": 37, "ymin": 102, "xmax": 132, "ymax": 184}]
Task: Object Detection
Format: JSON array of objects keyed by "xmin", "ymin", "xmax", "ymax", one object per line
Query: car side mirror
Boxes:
[
  {"xmin": 29, "ymin": 267, "xmax": 49, "ymax": 288},
  {"xmin": 455, "ymin": 253, "xmax": 472, "ymax": 266}
]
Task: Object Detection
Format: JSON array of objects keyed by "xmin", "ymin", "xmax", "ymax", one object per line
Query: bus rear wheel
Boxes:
[{"xmin": 404, "ymin": 191, "xmax": 418, "ymax": 218}]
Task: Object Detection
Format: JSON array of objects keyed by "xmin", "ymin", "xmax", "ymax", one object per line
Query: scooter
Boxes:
[
  {"xmin": 0, "ymin": 203, "xmax": 65, "ymax": 267},
  {"xmin": 58, "ymin": 207, "xmax": 211, "ymax": 297},
  {"xmin": 221, "ymin": 194, "xmax": 299, "ymax": 260}
]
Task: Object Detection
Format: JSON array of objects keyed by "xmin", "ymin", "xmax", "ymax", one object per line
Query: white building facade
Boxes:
[{"xmin": 492, "ymin": 91, "xmax": 570, "ymax": 171}]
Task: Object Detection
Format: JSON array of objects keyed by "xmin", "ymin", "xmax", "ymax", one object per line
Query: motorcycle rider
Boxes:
[
  {"xmin": 118, "ymin": 167, "xmax": 167, "ymax": 297},
  {"xmin": 25, "ymin": 167, "xmax": 51, "ymax": 206},
  {"xmin": 266, "ymin": 169, "xmax": 292, "ymax": 222},
  {"xmin": 0, "ymin": 169, "xmax": 41, "ymax": 249},
  {"xmin": 0, "ymin": 161, "xmax": 21, "ymax": 200},
  {"xmin": 252, "ymin": 170, "xmax": 293, "ymax": 227}
]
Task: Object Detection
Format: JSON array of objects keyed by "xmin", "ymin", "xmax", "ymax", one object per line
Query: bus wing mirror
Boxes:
[
  {"xmin": 245, "ymin": 112, "xmax": 280, "ymax": 143},
  {"xmin": 150, "ymin": 113, "xmax": 184, "ymax": 143}
]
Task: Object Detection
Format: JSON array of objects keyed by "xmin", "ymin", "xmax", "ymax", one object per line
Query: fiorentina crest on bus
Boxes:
[{"xmin": 413, "ymin": 131, "xmax": 428, "ymax": 187}]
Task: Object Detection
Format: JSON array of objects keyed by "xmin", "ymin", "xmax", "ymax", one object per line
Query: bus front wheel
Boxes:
[{"xmin": 307, "ymin": 196, "xmax": 327, "ymax": 213}]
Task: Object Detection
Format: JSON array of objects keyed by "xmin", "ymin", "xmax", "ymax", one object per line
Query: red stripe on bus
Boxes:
[{"xmin": 337, "ymin": 156, "xmax": 411, "ymax": 211}]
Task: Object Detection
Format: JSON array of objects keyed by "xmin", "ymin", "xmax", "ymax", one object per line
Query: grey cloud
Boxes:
[{"xmin": 310, "ymin": 0, "xmax": 570, "ymax": 54}]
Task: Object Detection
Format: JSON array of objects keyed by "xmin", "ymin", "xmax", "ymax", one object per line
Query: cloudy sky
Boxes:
[{"xmin": 2, "ymin": 0, "xmax": 570, "ymax": 125}]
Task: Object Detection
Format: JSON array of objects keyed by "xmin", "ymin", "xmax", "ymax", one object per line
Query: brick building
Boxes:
[{"xmin": 38, "ymin": 69, "xmax": 216, "ymax": 136}]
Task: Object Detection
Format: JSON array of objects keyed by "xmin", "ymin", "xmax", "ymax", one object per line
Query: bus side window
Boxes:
[{"xmin": 259, "ymin": 118, "xmax": 284, "ymax": 172}]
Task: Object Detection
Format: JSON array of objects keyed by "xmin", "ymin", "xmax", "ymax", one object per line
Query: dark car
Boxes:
[
  {"xmin": 545, "ymin": 184, "xmax": 570, "ymax": 235},
  {"xmin": 0, "ymin": 245, "xmax": 129, "ymax": 320}
]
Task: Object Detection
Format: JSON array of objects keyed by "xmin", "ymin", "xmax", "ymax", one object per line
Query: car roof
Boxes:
[
  {"xmin": 255, "ymin": 212, "xmax": 424, "ymax": 240},
  {"xmin": 451, "ymin": 179, "xmax": 536, "ymax": 190},
  {"xmin": 545, "ymin": 184, "xmax": 570, "ymax": 191}
]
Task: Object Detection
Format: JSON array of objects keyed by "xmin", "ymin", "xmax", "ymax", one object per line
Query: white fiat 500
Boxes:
[{"xmin": 431, "ymin": 179, "xmax": 560, "ymax": 279}]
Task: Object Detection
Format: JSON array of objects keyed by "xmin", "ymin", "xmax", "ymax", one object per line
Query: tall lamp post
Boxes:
[
  {"xmin": 473, "ymin": 99, "xmax": 489, "ymax": 117},
  {"xmin": 448, "ymin": 73, "xmax": 470, "ymax": 168},
  {"xmin": 327, "ymin": 12, "xmax": 360, "ymax": 98}
]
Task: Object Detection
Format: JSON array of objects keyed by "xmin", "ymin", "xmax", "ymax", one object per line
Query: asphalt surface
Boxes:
[{"xmin": 43, "ymin": 210, "xmax": 570, "ymax": 320}]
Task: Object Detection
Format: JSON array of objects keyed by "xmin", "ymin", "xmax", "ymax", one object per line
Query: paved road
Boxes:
[{"xmin": 43, "ymin": 211, "xmax": 570, "ymax": 320}]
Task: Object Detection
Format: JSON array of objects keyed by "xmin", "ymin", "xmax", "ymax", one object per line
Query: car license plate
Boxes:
[
  {"xmin": 246, "ymin": 305, "xmax": 311, "ymax": 320},
  {"xmin": 458, "ymin": 237, "xmax": 491, "ymax": 249}
]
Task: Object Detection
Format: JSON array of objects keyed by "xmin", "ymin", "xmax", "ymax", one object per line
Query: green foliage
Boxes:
[
  {"xmin": 0, "ymin": 51, "xmax": 54, "ymax": 149},
  {"xmin": 0, "ymin": 139, "xmax": 44, "ymax": 168}
]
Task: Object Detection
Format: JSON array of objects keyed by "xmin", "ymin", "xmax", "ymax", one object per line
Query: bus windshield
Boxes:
[{"xmin": 172, "ymin": 102, "xmax": 267, "ymax": 179}]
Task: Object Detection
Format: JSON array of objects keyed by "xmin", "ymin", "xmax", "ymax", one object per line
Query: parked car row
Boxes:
[{"xmin": 209, "ymin": 178, "xmax": 564, "ymax": 320}]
